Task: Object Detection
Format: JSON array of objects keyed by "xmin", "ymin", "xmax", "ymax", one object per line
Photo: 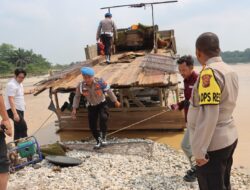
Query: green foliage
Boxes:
[
  {"xmin": 0, "ymin": 43, "xmax": 15, "ymax": 63},
  {"xmin": 221, "ymin": 48, "xmax": 250, "ymax": 63},
  {"xmin": 0, "ymin": 43, "xmax": 52, "ymax": 75},
  {"xmin": 0, "ymin": 61, "xmax": 14, "ymax": 74},
  {"xmin": 52, "ymin": 64, "xmax": 69, "ymax": 70}
]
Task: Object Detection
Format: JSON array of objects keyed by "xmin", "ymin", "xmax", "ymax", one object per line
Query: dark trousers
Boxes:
[
  {"xmin": 7, "ymin": 109, "xmax": 28, "ymax": 141},
  {"xmin": 0, "ymin": 132, "xmax": 10, "ymax": 173},
  {"xmin": 88, "ymin": 102, "xmax": 109, "ymax": 142},
  {"xmin": 197, "ymin": 140, "xmax": 238, "ymax": 190},
  {"xmin": 100, "ymin": 34, "xmax": 112, "ymax": 56}
]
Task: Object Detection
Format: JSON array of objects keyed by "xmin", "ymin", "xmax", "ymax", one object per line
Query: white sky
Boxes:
[{"xmin": 0, "ymin": 0, "xmax": 249, "ymax": 64}]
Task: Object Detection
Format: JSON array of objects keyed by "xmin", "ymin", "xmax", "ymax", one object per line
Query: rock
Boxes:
[
  {"xmin": 7, "ymin": 139, "xmax": 250, "ymax": 190},
  {"xmin": 32, "ymin": 163, "xmax": 42, "ymax": 169},
  {"xmin": 40, "ymin": 142, "xmax": 66, "ymax": 157},
  {"xmin": 52, "ymin": 166, "xmax": 61, "ymax": 172}
]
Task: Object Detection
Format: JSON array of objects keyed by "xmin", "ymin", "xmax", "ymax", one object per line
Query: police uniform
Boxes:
[
  {"xmin": 96, "ymin": 16, "xmax": 117, "ymax": 63},
  {"xmin": 187, "ymin": 57, "xmax": 238, "ymax": 190},
  {"xmin": 0, "ymin": 85, "xmax": 10, "ymax": 173},
  {"xmin": 73, "ymin": 76, "xmax": 117, "ymax": 143}
]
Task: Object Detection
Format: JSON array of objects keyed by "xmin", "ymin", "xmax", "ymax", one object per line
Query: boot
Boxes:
[
  {"xmin": 183, "ymin": 166, "xmax": 197, "ymax": 182},
  {"xmin": 106, "ymin": 55, "xmax": 110, "ymax": 64},
  {"xmin": 93, "ymin": 137, "xmax": 102, "ymax": 149},
  {"xmin": 100, "ymin": 132, "xmax": 108, "ymax": 146}
]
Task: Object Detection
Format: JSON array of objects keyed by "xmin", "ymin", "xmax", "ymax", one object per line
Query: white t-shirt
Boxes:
[{"xmin": 5, "ymin": 78, "xmax": 25, "ymax": 111}]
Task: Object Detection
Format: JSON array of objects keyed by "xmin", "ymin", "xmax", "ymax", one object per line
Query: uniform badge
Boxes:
[
  {"xmin": 201, "ymin": 74, "xmax": 212, "ymax": 88},
  {"xmin": 198, "ymin": 68, "xmax": 221, "ymax": 105}
]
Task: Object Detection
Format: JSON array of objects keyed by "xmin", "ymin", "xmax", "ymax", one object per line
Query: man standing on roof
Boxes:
[
  {"xmin": 171, "ymin": 55, "xmax": 198, "ymax": 182},
  {"xmin": 0, "ymin": 84, "xmax": 12, "ymax": 190},
  {"xmin": 188, "ymin": 32, "xmax": 239, "ymax": 190},
  {"xmin": 96, "ymin": 12, "xmax": 117, "ymax": 64},
  {"xmin": 72, "ymin": 67, "xmax": 121, "ymax": 149}
]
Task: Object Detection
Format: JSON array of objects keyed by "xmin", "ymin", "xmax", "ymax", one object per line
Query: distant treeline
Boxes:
[
  {"xmin": 192, "ymin": 48, "xmax": 250, "ymax": 65},
  {"xmin": 221, "ymin": 48, "xmax": 250, "ymax": 63},
  {"xmin": 0, "ymin": 43, "xmax": 74, "ymax": 76},
  {"xmin": 0, "ymin": 43, "xmax": 53, "ymax": 75}
]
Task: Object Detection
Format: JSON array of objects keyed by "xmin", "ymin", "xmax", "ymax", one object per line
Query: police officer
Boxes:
[
  {"xmin": 0, "ymin": 85, "xmax": 12, "ymax": 190},
  {"xmin": 96, "ymin": 13, "xmax": 117, "ymax": 64},
  {"xmin": 72, "ymin": 67, "xmax": 120, "ymax": 149},
  {"xmin": 187, "ymin": 32, "xmax": 238, "ymax": 190}
]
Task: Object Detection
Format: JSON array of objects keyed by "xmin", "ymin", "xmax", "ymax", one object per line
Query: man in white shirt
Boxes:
[{"xmin": 5, "ymin": 68, "xmax": 28, "ymax": 140}]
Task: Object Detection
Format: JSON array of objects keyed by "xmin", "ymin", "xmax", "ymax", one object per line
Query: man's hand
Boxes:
[
  {"xmin": 1, "ymin": 119, "xmax": 12, "ymax": 137},
  {"xmin": 170, "ymin": 104, "xmax": 179, "ymax": 111},
  {"xmin": 114, "ymin": 101, "xmax": 121, "ymax": 108},
  {"xmin": 13, "ymin": 113, "xmax": 20, "ymax": 122},
  {"xmin": 196, "ymin": 158, "xmax": 209, "ymax": 167},
  {"xmin": 71, "ymin": 109, "xmax": 77, "ymax": 120}
]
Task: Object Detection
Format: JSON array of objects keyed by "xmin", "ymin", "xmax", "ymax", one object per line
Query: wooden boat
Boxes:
[{"xmin": 34, "ymin": 25, "xmax": 185, "ymax": 132}]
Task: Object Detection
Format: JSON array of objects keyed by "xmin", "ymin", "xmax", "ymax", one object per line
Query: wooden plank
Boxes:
[
  {"xmin": 115, "ymin": 57, "xmax": 143, "ymax": 86},
  {"xmin": 60, "ymin": 107, "xmax": 169, "ymax": 116},
  {"xmin": 58, "ymin": 110, "xmax": 185, "ymax": 131},
  {"xmin": 140, "ymin": 53, "xmax": 176, "ymax": 73}
]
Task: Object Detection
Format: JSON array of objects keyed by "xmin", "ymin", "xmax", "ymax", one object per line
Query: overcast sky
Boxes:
[{"xmin": 0, "ymin": 0, "xmax": 249, "ymax": 64}]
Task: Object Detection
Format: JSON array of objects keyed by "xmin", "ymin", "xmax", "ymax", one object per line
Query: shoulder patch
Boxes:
[
  {"xmin": 95, "ymin": 78, "xmax": 109, "ymax": 91},
  {"xmin": 198, "ymin": 68, "xmax": 221, "ymax": 105}
]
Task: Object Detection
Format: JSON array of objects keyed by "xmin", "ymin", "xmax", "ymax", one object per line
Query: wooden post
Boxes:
[
  {"xmin": 159, "ymin": 88, "xmax": 164, "ymax": 107},
  {"xmin": 163, "ymin": 88, "xmax": 169, "ymax": 107},
  {"xmin": 175, "ymin": 86, "xmax": 180, "ymax": 103},
  {"xmin": 119, "ymin": 89, "xmax": 124, "ymax": 108},
  {"xmin": 165, "ymin": 89, "xmax": 169, "ymax": 106},
  {"xmin": 128, "ymin": 89, "xmax": 145, "ymax": 107},
  {"xmin": 54, "ymin": 92, "xmax": 60, "ymax": 110},
  {"xmin": 85, "ymin": 45, "xmax": 90, "ymax": 60}
]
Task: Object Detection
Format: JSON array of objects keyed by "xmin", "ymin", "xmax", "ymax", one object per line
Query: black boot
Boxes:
[
  {"xmin": 100, "ymin": 132, "xmax": 107, "ymax": 146},
  {"xmin": 183, "ymin": 166, "xmax": 197, "ymax": 182},
  {"xmin": 106, "ymin": 55, "xmax": 110, "ymax": 64},
  {"xmin": 93, "ymin": 137, "xmax": 102, "ymax": 149}
]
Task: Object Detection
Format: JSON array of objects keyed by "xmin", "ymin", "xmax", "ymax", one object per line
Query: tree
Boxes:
[
  {"xmin": 221, "ymin": 48, "xmax": 250, "ymax": 63},
  {"xmin": 0, "ymin": 43, "xmax": 15, "ymax": 62},
  {"xmin": 0, "ymin": 61, "xmax": 14, "ymax": 74},
  {"xmin": 9, "ymin": 48, "xmax": 33, "ymax": 68},
  {"xmin": 0, "ymin": 43, "xmax": 53, "ymax": 75}
]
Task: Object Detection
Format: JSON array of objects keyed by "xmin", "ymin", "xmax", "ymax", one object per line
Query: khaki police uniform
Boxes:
[
  {"xmin": 187, "ymin": 57, "xmax": 238, "ymax": 190},
  {"xmin": 73, "ymin": 78, "xmax": 117, "ymax": 142},
  {"xmin": 96, "ymin": 18, "xmax": 117, "ymax": 60}
]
